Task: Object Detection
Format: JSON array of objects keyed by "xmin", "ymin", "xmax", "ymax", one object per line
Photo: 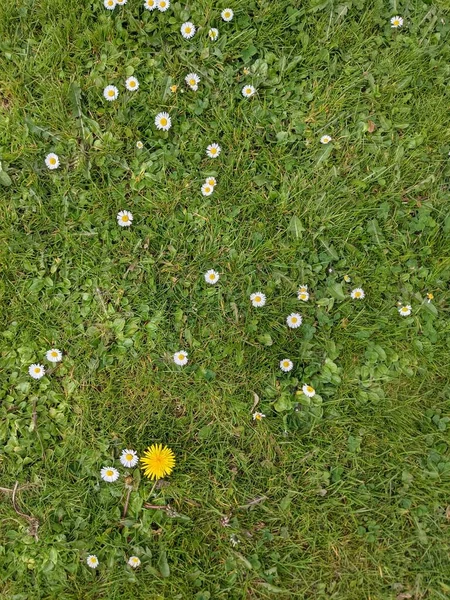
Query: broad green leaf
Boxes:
[{"xmin": 287, "ymin": 216, "xmax": 305, "ymax": 238}]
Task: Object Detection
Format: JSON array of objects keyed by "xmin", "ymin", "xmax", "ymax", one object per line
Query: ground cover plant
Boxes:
[{"xmin": 1, "ymin": 0, "xmax": 450, "ymax": 598}]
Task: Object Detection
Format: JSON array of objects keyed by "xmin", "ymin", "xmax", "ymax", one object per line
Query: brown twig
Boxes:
[
  {"xmin": 237, "ymin": 496, "xmax": 268, "ymax": 510},
  {"xmin": 11, "ymin": 482, "xmax": 39, "ymax": 540},
  {"xmin": 143, "ymin": 503, "xmax": 169, "ymax": 511},
  {"xmin": 122, "ymin": 487, "xmax": 133, "ymax": 518}
]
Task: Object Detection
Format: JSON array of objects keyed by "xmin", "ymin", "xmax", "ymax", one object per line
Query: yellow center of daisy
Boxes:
[
  {"xmin": 34, "ymin": 367, "xmax": 41, "ymax": 373},
  {"xmin": 210, "ymin": 147, "xmax": 217, "ymax": 154},
  {"xmin": 148, "ymin": 0, "xmax": 154, "ymax": 4},
  {"xmin": 121, "ymin": 215, "xmax": 129, "ymax": 222},
  {"xmin": 306, "ymin": 386, "xmax": 314, "ymax": 393},
  {"xmin": 51, "ymin": 351, "xmax": 58, "ymax": 357},
  {"xmin": 283, "ymin": 361, "xmax": 290, "ymax": 367},
  {"xmin": 108, "ymin": 90, "xmax": 115, "ymax": 97},
  {"xmin": 355, "ymin": 291, "xmax": 361, "ymax": 297},
  {"xmin": 190, "ymin": 79, "xmax": 196, "ymax": 86},
  {"xmin": 291, "ymin": 317, "xmax": 297, "ymax": 323},
  {"xmin": 254, "ymin": 296, "xmax": 261, "ymax": 303},
  {"xmin": 126, "ymin": 454, "xmax": 133, "ymax": 461},
  {"xmin": 394, "ymin": 19, "xmax": 399, "ymax": 25},
  {"xmin": 246, "ymin": 88, "xmax": 251, "ymax": 94},
  {"xmin": 49, "ymin": 157, "xmax": 56, "ymax": 164},
  {"xmin": 401, "ymin": 307, "xmax": 408, "ymax": 313},
  {"xmin": 131, "ymin": 557, "xmax": 138, "ymax": 564},
  {"xmin": 160, "ymin": 118, "xmax": 167, "ymax": 126},
  {"xmin": 427, "ymin": 293, "xmax": 433, "ymax": 299},
  {"xmin": 209, "ymin": 273, "xmax": 215, "ymax": 280},
  {"xmin": 209, "ymin": 31, "xmax": 214, "ymax": 38},
  {"xmin": 89, "ymin": 558, "xmax": 96, "ymax": 564},
  {"xmin": 185, "ymin": 27, "xmax": 191, "ymax": 33},
  {"xmin": 108, "ymin": 0, "xmax": 113, "ymax": 4},
  {"xmin": 205, "ymin": 186, "xmax": 211, "ymax": 193},
  {"xmin": 160, "ymin": 1, "xmax": 166, "ymax": 5},
  {"xmin": 106, "ymin": 470, "xmax": 114, "ymax": 476},
  {"xmin": 178, "ymin": 354, "xmax": 185, "ymax": 360},
  {"xmin": 225, "ymin": 11, "xmax": 230, "ymax": 17},
  {"xmin": 129, "ymin": 80, "xmax": 136, "ymax": 87}
]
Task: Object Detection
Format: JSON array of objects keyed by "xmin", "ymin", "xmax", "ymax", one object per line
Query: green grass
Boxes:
[{"xmin": 1, "ymin": 0, "xmax": 450, "ymax": 597}]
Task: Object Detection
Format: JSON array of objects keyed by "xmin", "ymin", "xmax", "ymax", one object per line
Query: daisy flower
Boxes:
[
  {"xmin": 208, "ymin": 28, "xmax": 219, "ymax": 41},
  {"xmin": 116, "ymin": 0, "xmax": 127, "ymax": 5},
  {"xmin": 181, "ymin": 22, "xmax": 196, "ymax": 39},
  {"xmin": 426, "ymin": 293, "xmax": 434, "ymax": 303},
  {"xmin": 103, "ymin": 85, "xmax": 119, "ymax": 101},
  {"xmin": 391, "ymin": 16, "xmax": 403, "ymax": 28},
  {"xmin": 201, "ymin": 183, "xmax": 214, "ymax": 196},
  {"xmin": 155, "ymin": 112, "xmax": 171, "ymax": 131},
  {"xmin": 320, "ymin": 135, "xmax": 332, "ymax": 144},
  {"xmin": 170, "ymin": 84, "xmax": 178, "ymax": 93},
  {"xmin": 100, "ymin": 467, "xmax": 120, "ymax": 482},
  {"xmin": 206, "ymin": 143, "xmax": 221, "ymax": 158},
  {"xmin": 230, "ymin": 534, "xmax": 239, "ymax": 547},
  {"xmin": 120, "ymin": 449, "xmax": 139, "ymax": 468},
  {"xmin": 157, "ymin": 0, "xmax": 169, "ymax": 10},
  {"xmin": 280, "ymin": 359, "xmax": 293, "ymax": 373},
  {"xmin": 86, "ymin": 555, "xmax": 99, "ymax": 569},
  {"xmin": 173, "ymin": 351, "xmax": 188, "ymax": 366},
  {"xmin": 351, "ymin": 288, "xmax": 365, "ymax": 300},
  {"xmin": 205, "ymin": 269, "xmax": 219, "ymax": 284},
  {"xmin": 117, "ymin": 210, "xmax": 133, "ymax": 227},
  {"xmin": 286, "ymin": 313, "xmax": 302, "ymax": 329},
  {"xmin": 302, "ymin": 384, "xmax": 316, "ymax": 398},
  {"xmin": 45, "ymin": 153, "xmax": 59, "ymax": 170},
  {"xmin": 205, "ymin": 176, "xmax": 217, "ymax": 187},
  {"xmin": 128, "ymin": 556, "xmax": 141, "ymax": 568},
  {"xmin": 221, "ymin": 8, "xmax": 234, "ymax": 21},
  {"xmin": 298, "ymin": 285, "xmax": 308, "ymax": 293},
  {"xmin": 136, "ymin": 140, "xmax": 143, "ymax": 149},
  {"xmin": 252, "ymin": 412, "xmax": 266, "ymax": 421},
  {"xmin": 46, "ymin": 348, "xmax": 62, "ymax": 363},
  {"xmin": 29, "ymin": 364, "xmax": 45, "ymax": 379},
  {"xmin": 398, "ymin": 305, "xmax": 412, "ymax": 317},
  {"xmin": 144, "ymin": 0, "xmax": 157, "ymax": 9},
  {"xmin": 242, "ymin": 85, "xmax": 256, "ymax": 98},
  {"xmin": 125, "ymin": 76, "xmax": 139, "ymax": 91},
  {"xmin": 185, "ymin": 72, "xmax": 200, "ymax": 91},
  {"xmin": 250, "ymin": 292, "xmax": 266, "ymax": 307},
  {"xmin": 343, "ymin": 274, "xmax": 351, "ymax": 283},
  {"xmin": 140, "ymin": 444, "xmax": 175, "ymax": 480},
  {"xmin": 298, "ymin": 291, "xmax": 309, "ymax": 302},
  {"xmin": 104, "ymin": 0, "xmax": 116, "ymax": 9}
]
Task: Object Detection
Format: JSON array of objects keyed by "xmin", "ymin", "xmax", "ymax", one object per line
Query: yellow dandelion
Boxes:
[{"xmin": 140, "ymin": 444, "xmax": 175, "ymax": 480}]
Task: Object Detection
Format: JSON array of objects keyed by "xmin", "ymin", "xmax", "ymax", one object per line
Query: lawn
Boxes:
[{"xmin": 1, "ymin": 0, "xmax": 450, "ymax": 598}]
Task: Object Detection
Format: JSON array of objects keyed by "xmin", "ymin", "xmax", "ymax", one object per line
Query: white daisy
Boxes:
[
  {"xmin": 144, "ymin": 0, "xmax": 157, "ymax": 10},
  {"xmin": 286, "ymin": 313, "xmax": 302, "ymax": 329},
  {"xmin": 46, "ymin": 349, "xmax": 62, "ymax": 363},
  {"xmin": 155, "ymin": 112, "xmax": 171, "ymax": 131},
  {"xmin": 206, "ymin": 143, "xmax": 221, "ymax": 158},
  {"xmin": 125, "ymin": 76, "xmax": 139, "ymax": 91},
  {"xmin": 45, "ymin": 153, "xmax": 59, "ymax": 170},
  {"xmin": 104, "ymin": 0, "xmax": 116, "ymax": 9},
  {"xmin": 242, "ymin": 85, "xmax": 256, "ymax": 98},
  {"xmin": 302, "ymin": 384, "xmax": 316, "ymax": 398},
  {"xmin": 391, "ymin": 16, "xmax": 403, "ymax": 28},
  {"xmin": 120, "ymin": 449, "xmax": 139, "ymax": 468},
  {"xmin": 29, "ymin": 364, "xmax": 45, "ymax": 379},
  {"xmin": 252, "ymin": 412, "xmax": 266, "ymax": 421},
  {"xmin": 103, "ymin": 85, "xmax": 119, "ymax": 101},
  {"xmin": 86, "ymin": 555, "xmax": 99, "ymax": 569},
  {"xmin": 201, "ymin": 183, "xmax": 214, "ymax": 196},
  {"xmin": 250, "ymin": 292, "xmax": 266, "ymax": 307},
  {"xmin": 343, "ymin": 275, "xmax": 351, "ymax": 283},
  {"xmin": 320, "ymin": 135, "xmax": 332, "ymax": 144},
  {"xmin": 116, "ymin": 0, "xmax": 127, "ymax": 5},
  {"xmin": 298, "ymin": 291, "xmax": 309, "ymax": 302},
  {"xmin": 136, "ymin": 140, "xmax": 143, "ymax": 149},
  {"xmin": 208, "ymin": 28, "xmax": 219, "ymax": 41},
  {"xmin": 128, "ymin": 556, "xmax": 141, "ymax": 568},
  {"xmin": 100, "ymin": 467, "xmax": 120, "ymax": 482},
  {"xmin": 221, "ymin": 8, "xmax": 234, "ymax": 21},
  {"xmin": 181, "ymin": 22, "xmax": 196, "ymax": 39},
  {"xmin": 185, "ymin": 72, "xmax": 200, "ymax": 91},
  {"xmin": 298, "ymin": 285, "xmax": 308, "ymax": 293},
  {"xmin": 280, "ymin": 359, "xmax": 293, "ymax": 373},
  {"xmin": 205, "ymin": 176, "xmax": 217, "ymax": 187},
  {"xmin": 205, "ymin": 269, "xmax": 219, "ymax": 284},
  {"xmin": 157, "ymin": 0, "xmax": 170, "ymax": 10},
  {"xmin": 173, "ymin": 351, "xmax": 188, "ymax": 366},
  {"xmin": 399, "ymin": 305, "xmax": 412, "ymax": 317},
  {"xmin": 117, "ymin": 210, "xmax": 133, "ymax": 227},
  {"xmin": 351, "ymin": 288, "xmax": 365, "ymax": 300}
]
